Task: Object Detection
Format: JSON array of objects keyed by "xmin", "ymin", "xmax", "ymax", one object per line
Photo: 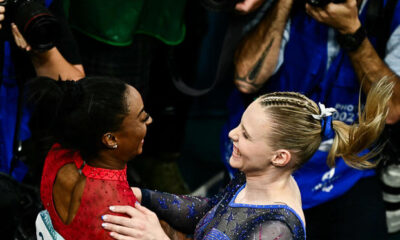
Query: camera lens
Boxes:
[{"xmin": 15, "ymin": 1, "xmax": 59, "ymax": 51}]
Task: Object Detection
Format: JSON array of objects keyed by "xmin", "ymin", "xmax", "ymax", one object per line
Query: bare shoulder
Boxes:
[
  {"xmin": 66, "ymin": 174, "xmax": 86, "ymax": 224},
  {"xmin": 53, "ymin": 163, "xmax": 84, "ymax": 224}
]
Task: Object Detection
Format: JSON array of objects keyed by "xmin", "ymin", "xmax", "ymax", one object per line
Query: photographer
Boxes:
[
  {"xmin": 219, "ymin": 0, "xmax": 400, "ymax": 239},
  {"xmin": 0, "ymin": 0, "xmax": 84, "ymax": 238}
]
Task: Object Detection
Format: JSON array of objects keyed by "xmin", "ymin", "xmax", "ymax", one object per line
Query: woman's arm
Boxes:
[
  {"xmin": 108, "ymin": 187, "xmax": 214, "ymax": 235},
  {"xmin": 105, "ymin": 173, "xmax": 246, "ymax": 237},
  {"xmin": 11, "ymin": 3, "xmax": 85, "ymax": 81},
  {"xmin": 234, "ymin": 0, "xmax": 293, "ymax": 94},
  {"xmin": 137, "ymin": 189, "xmax": 216, "ymax": 233},
  {"xmin": 29, "ymin": 47, "xmax": 85, "ymax": 81},
  {"xmin": 102, "ymin": 203, "xmax": 170, "ymax": 240}
]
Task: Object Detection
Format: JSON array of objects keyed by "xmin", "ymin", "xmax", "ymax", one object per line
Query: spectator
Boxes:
[{"xmin": 0, "ymin": 0, "xmax": 84, "ymax": 238}]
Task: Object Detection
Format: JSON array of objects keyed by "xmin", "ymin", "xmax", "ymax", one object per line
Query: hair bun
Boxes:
[{"xmin": 56, "ymin": 80, "xmax": 84, "ymax": 112}]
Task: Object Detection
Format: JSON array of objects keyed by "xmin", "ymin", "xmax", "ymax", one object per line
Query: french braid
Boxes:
[{"xmin": 256, "ymin": 76, "xmax": 393, "ymax": 170}]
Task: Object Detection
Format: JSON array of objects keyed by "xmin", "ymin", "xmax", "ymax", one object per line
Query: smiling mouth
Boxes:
[{"xmin": 232, "ymin": 145, "xmax": 241, "ymax": 158}]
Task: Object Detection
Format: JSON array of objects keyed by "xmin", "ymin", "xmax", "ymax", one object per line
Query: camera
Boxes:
[
  {"xmin": 306, "ymin": 0, "xmax": 346, "ymax": 7},
  {"xmin": 0, "ymin": 0, "xmax": 59, "ymax": 51}
]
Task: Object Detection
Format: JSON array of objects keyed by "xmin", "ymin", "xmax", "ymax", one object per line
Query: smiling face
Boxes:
[
  {"xmin": 113, "ymin": 86, "xmax": 152, "ymax": 161},
  {"xmin": 228, "ymin": 100, "xmax": 275, "ymax": 174}
]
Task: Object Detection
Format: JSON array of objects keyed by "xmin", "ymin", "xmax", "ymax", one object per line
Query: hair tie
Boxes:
[
  {"xmin": 312, "ymin": 103, "xmax": 337, "ymax": 140},
  {"xmin": 57, "ymin": 80, "xmax": 83, "ymax": 96},
  {"xmin": 56, "ymin": 80, "xmax": 84, "ymax": 112},
  {"xmin": 311, "ymin": 103, "xmax": 336, "ymax": 120}
]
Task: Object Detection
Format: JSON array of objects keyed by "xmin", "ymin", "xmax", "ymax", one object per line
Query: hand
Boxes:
[
  {"xmin": 131, "ymin": 187, "xmax": 142, "ymax": 203},
  {"xmin": 102, "ymin": 203, "xmax": 170, "ymax": 240},
  {"xmin": 0, "ymin": 0, "xmax": 4, "ymax": 29},
  {"xmin": 11, "ymin": 23, "xmax": 31, "ymax": 51},
  {"xmin": 305, "ymin": 0, "xmax": 361, "ymax": 34},
  {"xmin": 235, "ymin": 0, "xmax": 266, "ymax": 14}
]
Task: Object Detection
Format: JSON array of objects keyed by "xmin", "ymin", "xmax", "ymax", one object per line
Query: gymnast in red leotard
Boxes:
[{"xmin": 28, "ymin": 76, "xmax": 152, "ymax": 239}]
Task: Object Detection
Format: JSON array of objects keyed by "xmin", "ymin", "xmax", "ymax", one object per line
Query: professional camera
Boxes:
[
  {"xmin": 306, "ymin": 0, "xmax": 346, "ymax": 8},
  {"xmin": 0, "ymin": 0, "xmax": 59, "ymax": 51}
]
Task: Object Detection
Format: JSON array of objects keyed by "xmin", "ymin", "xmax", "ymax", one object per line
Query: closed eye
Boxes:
[
  {"xmin": 142, "ymin": 113, "xmax": 150, "ymax": 122},
  {"xmin": 242, "ymin": 131, "xmax": 249, "ymax": 139},
  {"xmin": 241, "ymin": 124, "xmax": 250, "ymax": 140}
]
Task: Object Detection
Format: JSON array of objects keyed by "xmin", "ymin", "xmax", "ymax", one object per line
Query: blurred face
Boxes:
[
  {"xmin": 114, "ymin": 86, "xmax": 152, "ymax": 160},
  {"xmin": 228, "ymin": 100, "xmax": 275, "ymax": 173}
]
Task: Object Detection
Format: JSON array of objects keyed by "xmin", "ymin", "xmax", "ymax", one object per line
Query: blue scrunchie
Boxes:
[{"xmin": 320, "ymin": 115, "xmax": 335, "ymax": 140}]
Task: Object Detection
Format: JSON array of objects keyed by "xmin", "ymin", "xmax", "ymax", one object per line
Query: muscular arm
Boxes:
[
  {"xmin": 347, "ymin": 38, "xmax": 400, "ymax": 124},
  {"xmin": 306, "ymin": 0, "xmax": 400, "ymax": 123},
  {"xmin": 234, "ymin": 0, "xmax": 293, "ymax": 94},
  {"xmin": 12, "ymin": 27, "xmax": 84, "ymax": 81},
  {"xmin": 10, "ymin": 0, "xmax": 85, "ymax": 81},
  {"xmin": 30, "ymin": 47, "xmax": 84, "ymax": 81}
]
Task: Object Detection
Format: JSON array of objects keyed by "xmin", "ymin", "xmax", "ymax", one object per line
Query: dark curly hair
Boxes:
[{"xmin": 26, "ymin": 76, "xmax": 129, "ymax": 159}]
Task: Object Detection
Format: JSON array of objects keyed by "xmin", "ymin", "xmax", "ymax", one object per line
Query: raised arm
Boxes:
[
  {"xmin": 10, "ymin": 0, "xmax": 85, "ymax": 81},
  {"xmin": 29, "ymin": 47, "xmax": 84, "ymax": 81},
  {"xmin": 306, "ymin": 0, "xmax": 400, "ymax": 123},
  {"xmin": 347, "ymin": 34, "xmax": 400, "ymax": 124},
  {"xmin": 234, "ymin": 0, "xmax": 293, "ymax": 94}
]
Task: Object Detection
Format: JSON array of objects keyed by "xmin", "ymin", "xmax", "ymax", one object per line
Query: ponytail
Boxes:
[
  {"xmin": 328, "ymin": 76, "xmax": 394, "ymax": 169},
  {"xmin": 26, "ymin": 77, "xmax": 83, "ymax": 140}
]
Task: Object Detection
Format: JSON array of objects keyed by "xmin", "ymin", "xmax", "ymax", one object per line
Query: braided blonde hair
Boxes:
[{"xmin": 257, "ymin": 77, "xmax": 394, "ymax": 170}]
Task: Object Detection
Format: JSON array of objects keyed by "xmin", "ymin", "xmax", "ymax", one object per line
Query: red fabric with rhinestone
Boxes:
[{"xmin": 41, "ymin": 143, "xmax": 137, "ymax": 240}]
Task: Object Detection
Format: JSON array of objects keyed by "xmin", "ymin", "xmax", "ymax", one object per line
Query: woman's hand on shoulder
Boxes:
[{"xmin": 102, "ymin": 203, "xmax": 169, "ymax": 240}]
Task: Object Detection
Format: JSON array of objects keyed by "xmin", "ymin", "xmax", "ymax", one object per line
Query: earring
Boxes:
[{"xmin": 112, "ymin": 144, "xmax": 118, "ymax": 149}]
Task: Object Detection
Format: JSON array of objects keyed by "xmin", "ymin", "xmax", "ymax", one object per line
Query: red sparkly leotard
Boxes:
[{"xmin": 40, "ymin": 144, "xmax": 137, "ymax": 240}]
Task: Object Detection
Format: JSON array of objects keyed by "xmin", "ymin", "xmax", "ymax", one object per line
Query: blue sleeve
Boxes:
[
  {"xmin": 141, "ymin": 172, "xmax": 246, "ymax": 234},
  {"xmin": 141, "ymin": 189, "xmax": 217, "ymax": 234}
]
